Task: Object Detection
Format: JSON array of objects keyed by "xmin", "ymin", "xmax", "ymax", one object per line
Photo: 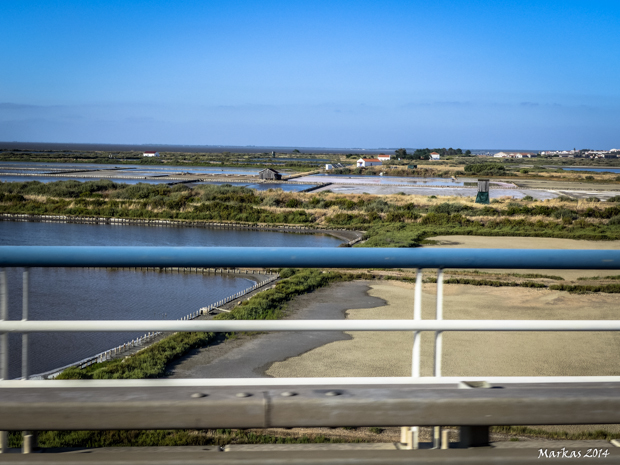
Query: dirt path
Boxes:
[{"xmin": 167, "ymin": 281, "xmax": 384, "ymax": 379}]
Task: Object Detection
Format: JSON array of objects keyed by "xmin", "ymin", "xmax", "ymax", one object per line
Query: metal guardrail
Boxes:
[
  {"xmin": 2, "ymin": 246, "xmax": 620, "ymax": 456},
  {"xmin": 2, "ymin": 245, "xmax": 620, "ymax": 269},
  {"xmin": 3, "ymin": 382, "xmax": 620, "ymax": 431}
]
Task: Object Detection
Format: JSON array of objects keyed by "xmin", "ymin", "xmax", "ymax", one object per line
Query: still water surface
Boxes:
[
  {"xmin": 1, "ymin": 221, "xmax": 342, "ymax": 378},
  {"xmin": 301, "ymin": 174, "xmax": 466, "ymax": 186}
]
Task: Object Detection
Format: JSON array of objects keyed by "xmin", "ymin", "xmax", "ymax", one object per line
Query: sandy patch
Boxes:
[
  {"xmin": 426, "ymin": 235, "xmax": 620, "ymax": 280},
  {"xmin": 266, "ymin": 281, "xmax": 620, "ymax": 378},
  {"xmin": 427, "ymin": 235, "xmax": 620, "ymax": 250}
]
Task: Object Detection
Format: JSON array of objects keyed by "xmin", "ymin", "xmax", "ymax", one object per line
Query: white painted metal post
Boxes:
[
  {"xmin": 433, "ymin": 268, "xmax": 444, "ymax": 449},
  {"xmin": 434, "ymin": 268, "xmax": 444, "ymax": 377},
  {"xmin": 412, "ymin": 268, "xmax": 422, "ymax": 377},
  {"xmin": 0, "ymin": 269, "xmax": 7, "ymax": 453},
  {"xmin": 405, "ymin": 268, "xmax": 424, "ymax": 450},
  {"xmin": 0, "ymin": 269, "xmax": 7, "ymax": 380},
  {"xmin": 22, "ymin": 269, "xmax": 29, "ymax": 380}
]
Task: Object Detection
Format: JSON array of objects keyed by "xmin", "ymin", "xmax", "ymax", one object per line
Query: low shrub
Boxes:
[
  {"xmin": 464, "ymin": 163, "xmax": 506, "ymax": 175},
  {"xmin": 549, "ymin": 283, "xmax": 620, "ymax": 293}
]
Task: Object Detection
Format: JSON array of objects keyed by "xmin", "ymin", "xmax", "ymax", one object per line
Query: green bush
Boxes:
[
  {"xmin": 464, "ymin": 163, "xmax": 506, "ymax": 175},
  {"xmin": 430, "ymin": 202, "xmax": 472, "ymax": 215},
  {"xmin": 279, "ymin": 268, "xmax": 296, "ymax": 278}
]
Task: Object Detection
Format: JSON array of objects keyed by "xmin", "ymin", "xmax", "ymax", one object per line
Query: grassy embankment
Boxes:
[{"xmin": 3, "ymin": 179, "xmax": 620, "ymax": 249}]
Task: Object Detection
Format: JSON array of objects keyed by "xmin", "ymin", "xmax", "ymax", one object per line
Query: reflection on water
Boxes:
[
  {"xmin": 0, "ymin": 175, "xmax": 170, "ymax": 184},
  {"xmin": 1, "ymin": 221, "xmax": 342, "ymax": 377},
  {"xmin": 4, "ymin": 268, "xmax": 252, "ymax": 378},
  {"xmin": 299, "ymin": 174, "xmax": 466, "ymax": 186},
  {"xmin": 561, "ymin": 167, "xmax": 620, "ymax": 173},
  {"xmin": 194, "ymin": 181, "xmax": 315, "ymax": 192}
]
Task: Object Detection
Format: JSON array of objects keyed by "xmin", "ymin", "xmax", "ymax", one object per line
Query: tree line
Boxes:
[{"xmin": 394, "ymin": 148, "xmax": 472, "ymax": 160}]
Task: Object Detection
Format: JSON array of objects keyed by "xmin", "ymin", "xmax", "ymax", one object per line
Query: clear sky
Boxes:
[{"xmin": 1, "ymin": 0, "xmax": 619, "ymax": 149}]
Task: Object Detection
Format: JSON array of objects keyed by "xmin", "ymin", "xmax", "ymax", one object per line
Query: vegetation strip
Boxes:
[{"xmin": 3, "ymin": 180, "xmax": 620, "ymax": 248}]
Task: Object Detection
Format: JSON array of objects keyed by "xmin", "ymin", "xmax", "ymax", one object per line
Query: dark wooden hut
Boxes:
[{"xmin": 259, "ymin": 168, "xmax": 282, "ymax": 180}]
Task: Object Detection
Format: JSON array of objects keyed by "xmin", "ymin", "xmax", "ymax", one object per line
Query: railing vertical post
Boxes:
[
  {"xmin": 403, "ymin": 268, "xmax": 423, "ymax": 450},
  {"xmin": 22, "ymin": 268, "xmax": 29, "ymax": 380},
  {"xmin": 0, "ymin": 269, "xmax": 7, "ymax": 453},
  {"xmin": 0, "ymin": 269, "xmax": 7, "ymax": 380},
  {"xmin": 21, "ymin": 270, "xmax": 37, "ymax": 452},
  {"xmin": 434, "ymin": 268, "xmax": 444, "ymax": 377},
  {"xmin": 433, "ymin": 268, "xmax": 444, "ymax": 449},
  {"xmin": 412, "ymin": 268, "xmax": 422, "ymax": 377}
]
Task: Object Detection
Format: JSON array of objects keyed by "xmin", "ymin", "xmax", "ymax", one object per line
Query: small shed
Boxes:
[
  {"xmin": 325, "ymin": 164, "xmax": 333, "ymax": 170},
  {"xmin": 259, "ymin": 168, "xmax": 282, "ymax": 180},
  {"xmin": 475, "ymin": 179, "xmax": 490, "ymax": 204},
  {"xmin": 143, "ymin": 151, "xmax": 160, "ymax": 157},
  {"xmin": 357, "ymin": 158, "xmax": 382, "ymax": 168}
]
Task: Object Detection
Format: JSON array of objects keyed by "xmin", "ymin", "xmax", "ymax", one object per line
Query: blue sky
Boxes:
[{"xmin": 1, "ymin": 0, "xmax": 619, "ymax": 149}]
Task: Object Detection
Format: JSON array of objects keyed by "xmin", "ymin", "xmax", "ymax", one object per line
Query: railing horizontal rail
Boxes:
[
  {"xmin": 2, "ymin": 246, "xmax": 620, "ymax": 269},
  {"xmin": 3, "ymin": 377, "xmax": 620, "ymax": 388},
  {"xmin": 2, "ymin": 319, "xmax": 620, "ymax": 333},
  {"xmin": 3, "ymin": 383, "xmax": 620, "ymax": 430}
]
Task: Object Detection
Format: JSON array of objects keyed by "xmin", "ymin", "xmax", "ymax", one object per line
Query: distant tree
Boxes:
[
  {"xmin": 395, "ymin": 148, "xmax": 408, "ymax": 158},
  {"xmin": 292, "ymin": 149, "xmax": 300, "ymax": 153},
  {"xmin": 465, "ymin": 150, "xmax": 472, "ymax": 156}
]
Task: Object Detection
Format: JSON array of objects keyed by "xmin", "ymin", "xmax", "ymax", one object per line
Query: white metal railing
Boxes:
[
  {"xmin": 2, "ymin": 246, "xmax": 620, "ymax": 453},
  {"xmin": 2, "ymin": 267, "xmax": 620, "ymax": 384}
]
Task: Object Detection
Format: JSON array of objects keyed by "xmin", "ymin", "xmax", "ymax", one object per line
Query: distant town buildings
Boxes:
[
  {"xmin": 357, "ymin": 158, "xmax": 382, "ymax": 167},
  {"xmin": 143, "ymin": 151, "xmax": 160, "ymax": 157},
  {"xmin": 493, "ymin": 152, "xmax": 537, "ymax": 158},
  {"xmin": 539, "ymin": 149, "xmax": 619, "ymax": 158}
]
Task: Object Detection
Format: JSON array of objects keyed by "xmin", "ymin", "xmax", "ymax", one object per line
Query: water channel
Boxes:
[{"xmin": 0, "ymin": 221, "xmax": 343, "ymax": 378}]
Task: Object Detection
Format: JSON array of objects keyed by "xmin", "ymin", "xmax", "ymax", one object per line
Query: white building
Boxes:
[
  {"xmin": 377, "ymin": 154, "xmax": 391, "ymax": 161},
  {"xmin": 143, "ymin": 151, "xmax": 160, "ymax": 157},
  {"xmin": 430, "ymin": 152, "xmax": 441, "ymax": 161},
  {"xmin": 325, "ymin": 164, "xmax": 333, "ymax": 170},
  {"xmin": 357, "ymin": 158, "xmax": 382, "ymax": 167},
  {"xmin": 494, "ymin": 151, "xmax": 535, "ymax": 158}
]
